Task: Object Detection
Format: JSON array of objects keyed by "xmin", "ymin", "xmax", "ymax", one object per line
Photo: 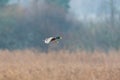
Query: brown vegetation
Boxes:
[{"xmin": 0, "ymin": 50, "xmax": 120, "ymax": 80}]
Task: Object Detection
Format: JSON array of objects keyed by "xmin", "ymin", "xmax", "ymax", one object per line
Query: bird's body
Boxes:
[{"xmin": 44, "ymin": 36, "xmax": 62, "ymax": 44}]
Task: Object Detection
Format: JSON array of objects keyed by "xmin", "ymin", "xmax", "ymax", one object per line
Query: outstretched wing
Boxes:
[{"xmin": 44, "ymin": 37, "xmax": 54, "ymax": 44}]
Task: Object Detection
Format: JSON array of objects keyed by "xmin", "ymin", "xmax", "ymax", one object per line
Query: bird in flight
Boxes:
[{"xmin": 44, "ymin": 36, "xmax": 62, "ymax": 44}]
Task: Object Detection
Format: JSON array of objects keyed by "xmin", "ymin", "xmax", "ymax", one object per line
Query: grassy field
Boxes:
[{"xmin": 0, "ymin": 50, "xmax": 120, "ymax": 80}]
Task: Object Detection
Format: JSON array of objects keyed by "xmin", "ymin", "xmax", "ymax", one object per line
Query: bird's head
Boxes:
[{"xmin": 56, "ymin": 36, "xmax": 62, "ymax": 40}]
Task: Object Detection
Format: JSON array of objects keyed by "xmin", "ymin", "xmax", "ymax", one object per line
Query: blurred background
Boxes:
[{"xmin": 0, "ymin": 0, "xmax": 120, "ymax": 52}]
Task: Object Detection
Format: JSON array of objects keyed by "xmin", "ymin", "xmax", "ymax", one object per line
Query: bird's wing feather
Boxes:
[{"xmin": 44, "ymin": 37, "xmax": 54, "ymax": 44}]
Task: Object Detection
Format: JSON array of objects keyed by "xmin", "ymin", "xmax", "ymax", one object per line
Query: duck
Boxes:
[{"xmin": 44, "ymin": 36, "xmax": 62, "ymax": 44}]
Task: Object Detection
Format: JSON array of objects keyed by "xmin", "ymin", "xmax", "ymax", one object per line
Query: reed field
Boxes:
[{"xmin": 0, "ymin": 49, "xmax": 120, "ymax": 80}]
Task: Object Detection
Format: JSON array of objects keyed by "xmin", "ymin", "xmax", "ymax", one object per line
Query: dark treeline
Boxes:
[{"xmin": 0, "ymin": 0, "xmax": 120, "ymax": 52}]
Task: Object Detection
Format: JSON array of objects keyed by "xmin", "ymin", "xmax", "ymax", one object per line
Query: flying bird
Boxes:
[{"xmin": 44, "ymin": 36, "xmax": 62, "ymax": 44}]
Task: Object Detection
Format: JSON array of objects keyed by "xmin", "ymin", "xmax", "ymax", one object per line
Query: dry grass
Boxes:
[{"xmin": 0, "ymin": 49, "xmax": 120, "ymax": 80}]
